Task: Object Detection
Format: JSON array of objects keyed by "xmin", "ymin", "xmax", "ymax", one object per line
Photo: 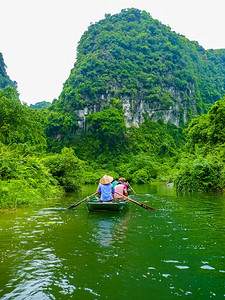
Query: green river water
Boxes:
[{"xmin": 0, "ymin": 184, "xmax": 225, "ymax": 299}]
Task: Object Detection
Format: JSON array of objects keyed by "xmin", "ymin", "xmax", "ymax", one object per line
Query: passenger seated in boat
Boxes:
[
  {"xmin": 97, "ymin": 175, "xmax": 115, "ymax": 202},
  {"xmin": 112, "ymin": 178, "xmax": 118, "ymax": 187},
  {"xmin": 114, "ymin": 177, "xmax": 128, "ymax": 200},
  {"xmin": 124, "ymin": 181, "xmax": 129, "ymax": 193}
]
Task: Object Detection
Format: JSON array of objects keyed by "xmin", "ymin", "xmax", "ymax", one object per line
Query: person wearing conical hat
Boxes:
[{"xmin": 97, "ymin": 175, "xmax": 114, "ymax": 202}]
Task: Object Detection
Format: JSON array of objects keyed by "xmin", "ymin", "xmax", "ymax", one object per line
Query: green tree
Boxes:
[
  {"xmin": 0, "ymin": 87, "xmax": 46, "ymax": 151},
  {"xmin": 30, "ymin": 101, "xmax": 51, "ymax": 109},
  {"xmin": 86, "ymin": 104, "xmax": 126, "ymax": 151},
  {"xmin": 185, "ymin": 98, "xmax": 225, "ymax": 152},
  {"xmin": 42, "ymin": 147, "xmax": 84, "ymax": 191}
]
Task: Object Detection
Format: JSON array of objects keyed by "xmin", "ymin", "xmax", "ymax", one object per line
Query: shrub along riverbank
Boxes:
[{"xmin": 174, "ymin": 99, "xmax": 225, "ymax": 193}]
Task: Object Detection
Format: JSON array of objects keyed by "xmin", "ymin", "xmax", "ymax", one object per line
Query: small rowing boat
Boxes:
[{"xmin": 86, "ymin": 197, "xmax": 129, "ymax": 212}]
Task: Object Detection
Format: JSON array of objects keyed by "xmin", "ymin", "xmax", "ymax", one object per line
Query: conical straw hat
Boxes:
[
  {"xmin": 119, "ymin": 177, "xmax": 126, "ymax": 182},
  {"xmin": 100, "ymin": 174, "xmax": 113, "ymax": 185}
]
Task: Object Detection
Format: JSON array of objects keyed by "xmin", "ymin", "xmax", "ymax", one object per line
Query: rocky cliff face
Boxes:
[
  {"xmin": 76, "ymin": 96, "xmax": 196, "ymax": 128},
  {"xmin": 76, "ymin": 83, "xmax": 198, "ymax": 128}
]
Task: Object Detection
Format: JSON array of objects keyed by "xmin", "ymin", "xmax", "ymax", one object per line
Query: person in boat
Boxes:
[
  {"xmin": 114, "ymin": 177, "xmax": 128, "ymax": 200},
  {"xmin": 97, "ymin": 174, "xmax": 115, "ymax": 202},
  {"xmin": 112, "ymin": 178, "xmax": 118, "ymax": 187},
  {"xmin": 124, "ymin": 180, "xmax": 129, "ymax": 194}
]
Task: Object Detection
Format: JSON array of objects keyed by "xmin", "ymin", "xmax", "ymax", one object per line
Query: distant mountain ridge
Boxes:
[
  {"xmin": 53, "ymin": 8, "xmax": 225, "ymax": 128},
  {"xmin": 0, "ymin": 53, "xmax": 17, "ymax": 89}
]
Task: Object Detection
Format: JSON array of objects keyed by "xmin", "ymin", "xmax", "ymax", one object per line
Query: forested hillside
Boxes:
[
  {"xmin": 0, "ymin": 53, "xmax": 17, "ymax": 89},
  {"xmin": 53, "ymin": 8, "xmax": 225, "ymax": 132}
]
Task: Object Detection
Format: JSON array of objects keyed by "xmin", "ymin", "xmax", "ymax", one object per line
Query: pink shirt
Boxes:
[{"xmin": 114, "ymin": 184, "xmax": 127, "ymax": 198}]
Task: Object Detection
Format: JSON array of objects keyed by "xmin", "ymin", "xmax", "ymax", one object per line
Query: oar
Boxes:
[
  {"xmin": 115, "ymin": 191, "xmax": 155, "ymax": 211},
  {"xmin": 67, "ymin": 192, "xmax": 98, "ymax": 209},
  {"xmin": 128, "ymin": 182, "xmax": 137, "ymax": 195}
]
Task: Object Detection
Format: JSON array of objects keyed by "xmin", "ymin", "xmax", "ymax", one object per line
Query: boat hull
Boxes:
[{"xmin": 86, "ymin": 199, "xmax": 128, "ymax": 212}]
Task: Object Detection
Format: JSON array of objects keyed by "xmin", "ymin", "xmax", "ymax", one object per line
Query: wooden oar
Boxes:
[
  {"xmin": 128, "ymin": 182, "xmax": 137, "ymax": 195},
  {"xmin": 67, "ymin": 192, "xmax": 98, "ymax": 209},
  {"xmin": 115, "ymin": 191, "xmax": 155, "ymax": 211}
]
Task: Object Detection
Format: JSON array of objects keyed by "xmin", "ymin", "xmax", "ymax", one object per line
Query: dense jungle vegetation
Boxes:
[
  {"xmin": 175, "ymin": 98, "xmax": 225, "ymax": 193},
  {"xmin": 1, "ymin": 8, "xmax": 225, "ymax": 208},
  {"xmin": 0, "ymin": 87, "xmax": 86, "ymax": 207}
]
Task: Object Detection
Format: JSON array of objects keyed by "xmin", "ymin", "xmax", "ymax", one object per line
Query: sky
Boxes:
[{"xmin": 1, "ymin": 0, "xmax": 225, "ymax": 105}]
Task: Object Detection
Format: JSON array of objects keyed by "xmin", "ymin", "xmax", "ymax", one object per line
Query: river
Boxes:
[{"xmin": 0, "ymin": 184, "xmax": 225, "ymax": 299}]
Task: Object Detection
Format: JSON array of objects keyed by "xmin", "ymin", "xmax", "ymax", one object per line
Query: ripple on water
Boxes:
[
  {"xmin": 84, "ymin": 287, "xmax": 100, "ymax": 297},
  {"xmin": 162, "ymin": 274, "xmax": 170, "ymax": 278},
  {"xmin": 175, "ymin": 265, "xmax": 189, "ymax": 270},
  {"xmin": 200, "ymin": 265, "xmax": 215, "ymax": 270}
]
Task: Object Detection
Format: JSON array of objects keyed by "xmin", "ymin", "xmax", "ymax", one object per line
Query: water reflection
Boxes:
[
  {"xmin": 95, "ymin": 219, "xmax": 115, "ymax": 247},
  {"xmin": 89, "ymin": 213, "xmax": 129, "ymax": 248}
]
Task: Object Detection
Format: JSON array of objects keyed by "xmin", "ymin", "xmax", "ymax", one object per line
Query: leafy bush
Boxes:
[
  {"xmin": 132, "ymin": 169, "xmax": 149, "ymax": 184},
  {"xmin": 86, "ymin": 102, "xmax": 126, "ymax": 151},
  {"xmin": 175, "ymin": 156, "xmax": 225, "ymax": 194},
  {"xmin": 0, "ymin": 143, "xmax": 61, "ymax": 208},
  {"xmin": 116, "ymin": 154, "xmax": 161, "ymax": 183},
  {"xmin": 42, "ymin": 147, "xmax": 84, "ymax": 191}
]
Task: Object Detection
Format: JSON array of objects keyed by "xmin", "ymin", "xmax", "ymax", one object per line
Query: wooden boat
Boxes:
[{"xmin": 86, "ymin": 197, "xmax": 129, "ymax": 212}]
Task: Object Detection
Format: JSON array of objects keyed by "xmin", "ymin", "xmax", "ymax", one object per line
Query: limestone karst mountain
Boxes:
[{"xmin": 53, "ymin": 8, "xmax": 225, "ymax": 128}]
